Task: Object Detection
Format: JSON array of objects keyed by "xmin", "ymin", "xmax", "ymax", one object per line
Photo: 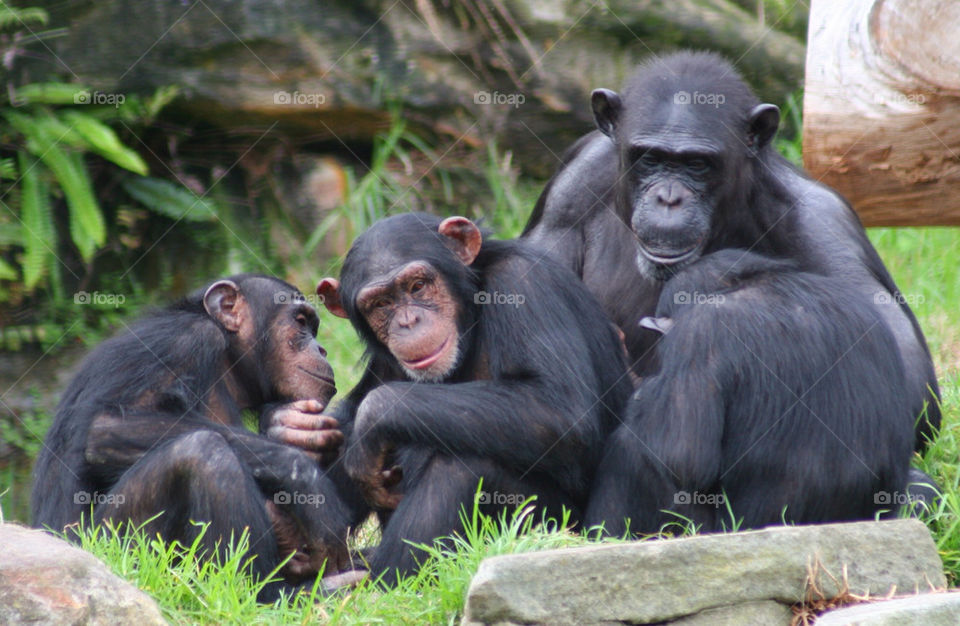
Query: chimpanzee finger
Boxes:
[
  {"xmin": 273, "ymin": 410, "xmax": 340, "ymax": 431},
  {"xmin": 270, "ymin": 426, "xmax": 344, "ymax": 452}
]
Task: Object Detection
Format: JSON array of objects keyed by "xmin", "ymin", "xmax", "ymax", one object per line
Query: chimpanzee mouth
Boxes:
[
  {"xmin": 296, "ymin": 366, "xmax": 336, "ymax": 389},
  {"xmin": 637, "ymin": 242, "xmax": 702, "ymax": 266},
  {"xmin": 402, "ymin": 336, "xmax": 451, "ymax": 370}
]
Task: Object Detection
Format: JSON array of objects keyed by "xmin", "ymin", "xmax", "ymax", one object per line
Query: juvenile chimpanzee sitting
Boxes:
[
  {"xmin": 586, "ymin": 250, "xmax": 915, "ymax": 535},
  {"xmin": 316, "ymin": 213, "xmax": 633, "ymax": 584},
  {"xmin": 32, "ymin": 274, "xmax": 351, "ymax": 601}
]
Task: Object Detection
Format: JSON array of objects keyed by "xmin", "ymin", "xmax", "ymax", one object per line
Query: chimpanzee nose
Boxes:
[
  {"xmin": 396, "ymin": 309, "xmax": 420, "ymax": 329},
  {"xmin": 656, "ymin": 183, "xmax": 683, "ymax": 208},
  {"xmin": 316, "ymin": 343, "xmax": 327, "ymax": 358}
]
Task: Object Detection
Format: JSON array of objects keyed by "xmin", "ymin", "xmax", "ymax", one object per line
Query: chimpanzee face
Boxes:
[
  {"xmin": 265, "ymin": 292, "xmax": 337, "ymax": 403},
  {"xmin": 203, "ymin": 279, "xmax": 336, "ymax": 405},
  {"xmin": 317, "ymin": 215, "xmax": 483, "ymax": 383},
  {"xmin": 354, "ymin": 261, "xmax": 461, "ymax": 382},
  {"xmin": 591, "ymin": 83, "xmax": 779, "ymax": 279}
]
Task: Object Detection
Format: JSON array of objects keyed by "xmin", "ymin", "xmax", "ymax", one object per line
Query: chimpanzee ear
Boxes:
[
  {"xmin": 639, "ymin": 316, "xmax": 674, "ymax": 335},
  {"xmin": 317, "ymin": 278, "xmax": 349, "ymax": 319},
  {"xmin": 203, "ymin": 279, "xmax": 245, "ymax": 333},
  {"xmin": 438, "ymin": 216, "xmax": 482, "ymax": 266},
  {"xmin": 591, "ymin": 88, "xmax": 622, "ymax": 140},
  {"xmin": 747, "ymin": 104, "xmax": 780, "ymax": 151}
]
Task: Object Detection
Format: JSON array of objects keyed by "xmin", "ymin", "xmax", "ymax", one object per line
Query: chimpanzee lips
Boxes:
[
  {"xmin": 402, "ymin": 336, "xmax": 451, "ymax": 370},
  {"xmin": 637, "ymin": 241, "xmax": 702, "ymax": 266},
  {"xmin": 296, "ymin": 366, "xmax": 336, "ymax": 389}
]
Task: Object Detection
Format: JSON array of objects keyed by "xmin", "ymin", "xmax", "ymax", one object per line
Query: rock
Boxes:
[
  {"xmin": 817, "ymin": 592, "xmax": 960, "ymax": 626},
  {"xmin": 669, "ymin": 600, "xmax": 793, "ymax": 625},
  {"xmin": 0, "ymin": 523, "xmax": 167, "ymax": 626},
  {"xmin": 27, "ymin": 0, "xmax": 805, "ymax": 177},
  {"xmin": 462, "ymin": 519, "xmax": 945, "ymax": 626}
]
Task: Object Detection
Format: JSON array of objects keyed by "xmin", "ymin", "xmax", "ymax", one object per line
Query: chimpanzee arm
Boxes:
[{"xmin": 349, "ymin": 380, "xmax": 597, "ymax": 491}]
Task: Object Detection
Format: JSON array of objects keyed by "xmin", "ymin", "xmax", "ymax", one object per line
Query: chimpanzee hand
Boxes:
[
  {"xmin": 262, "ymin": 400, "xmax": 343, "ymax": 466},
  {"xmin": 344, "ymin": 396, "xmax": 404, "ymax": 510}
]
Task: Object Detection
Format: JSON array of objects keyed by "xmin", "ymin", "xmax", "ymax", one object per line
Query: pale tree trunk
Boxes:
[{"xmin": 803, "ymin": 0, "xmax": 960, "ymax": 226}]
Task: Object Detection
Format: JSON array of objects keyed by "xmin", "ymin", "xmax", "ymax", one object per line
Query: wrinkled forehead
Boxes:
[{"xmin": 622, "ymin": 98, "xmax": 741, "ymax": 151}]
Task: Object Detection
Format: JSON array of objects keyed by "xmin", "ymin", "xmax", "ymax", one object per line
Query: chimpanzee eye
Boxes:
[
  {"xmin": 410, "ymin": 279, "xmax": 427, "ymax": 294},
  {"xmin": 374, "ymin": 297, "xmax": 391, "ymax": 310},
  {"xmin": 639, "ymin": 152, "xmax": 661, "ymax": 168},
  {"xmin": 688, "ymin": 158, "xmax": 710, "ymax": 174},
  {"xmin": 296, "ymin": 314, "xmax": 308, "ymax": 327}
]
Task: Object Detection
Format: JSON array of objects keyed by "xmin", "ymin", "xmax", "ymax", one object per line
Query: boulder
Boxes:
[
  {"xmin": 462, "ymin": 519, "xmax": 945, "ymax": 626},
  {"xmin": 0, "ymin": 524, "xmax": 166, "ymax": 626}
]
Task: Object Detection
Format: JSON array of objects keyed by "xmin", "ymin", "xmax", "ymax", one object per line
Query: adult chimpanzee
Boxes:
[
  {"xmin": 32, "ymin": 274, "xmax": 352, "ymax": 601},
  {"xmin": 585, "ymin": 249, "xmax": 916, "ymax": 534},
  {"xmin": 316, "ymin": 212, "xmax": 632, "ymax": 584},
  {"xmin": 521, "ymin": 51, "xmax": 940, "ymax": 451}
]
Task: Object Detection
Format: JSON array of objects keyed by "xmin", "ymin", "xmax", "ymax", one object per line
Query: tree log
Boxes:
[{"xmin": 803, "ymin": 0, "xmax": 960, "ymax": 226}]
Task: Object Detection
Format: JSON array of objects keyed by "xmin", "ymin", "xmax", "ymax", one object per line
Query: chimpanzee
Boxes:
[
  {"xmin": 316, "ymin": 212, "xmax": 633, "ymax": 584},
  {"xmin": 31, "ymin": 274, "xmax": 352, "ymax": 601},
  {"xmin": 521, "ymin": 51, "xmax": 940, "ymax": 451},
  {"xmin": 585, "ymin": 249, "xmax": 915, "ymax": 534}
]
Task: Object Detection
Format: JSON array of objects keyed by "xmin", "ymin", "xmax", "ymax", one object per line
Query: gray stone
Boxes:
[
  {"xmin": 669, "ymin": 600, "xmax": 793, "ymax": 625},
  {"xmin": 462, "ymin": 519, "xmax": 945, "ymax": 626},
  {"xmin": 0, "ymin": 523, "xmax": 167, "ymax": 626},
  {"xmin": 817, "ymin": 592, "xmax": 960, "ymax": 626}
]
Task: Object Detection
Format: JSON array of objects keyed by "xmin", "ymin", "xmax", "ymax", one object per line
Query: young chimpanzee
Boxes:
[
  {"xmin": 32, "ymin": 274, "xmax": 351, "ymax": 601},
  {"xmin": 317, "ymin": 213, "xmax": 633, "ymax": 584},
  {"xmin": 586, "ymin": 250, "xmax": 915, "ymax": 535}
]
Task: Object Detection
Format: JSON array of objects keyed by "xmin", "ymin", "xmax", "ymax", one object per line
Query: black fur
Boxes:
[
  {"xmin": 334, "ymin": 213, "xmax": 633, "ymax": 584},
  {"xmin": 522, "ymin": 51, "xmax": 940, "ymax": 450},
  {"xmin": 586, "ymin": 250, "xmax": 916, "ymax": 533}
]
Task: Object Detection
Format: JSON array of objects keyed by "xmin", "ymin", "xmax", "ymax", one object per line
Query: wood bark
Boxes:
[{"xmin": 803, "ymin": 0, "xmax": 960, "ymax": 226}]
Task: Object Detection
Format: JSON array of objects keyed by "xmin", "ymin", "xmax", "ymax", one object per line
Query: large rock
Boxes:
[
  {"xmin": 462, "ymin": 519, "xmax": 946, "ymax": 626},
  {"xmin": 0, "ymin": 524, "xmax": 167, "ymax": 626},
  {"xmin": 27, "ymin": 0, "xmax": 805, "ymax": 177},
  {"xmin": 818, "ymin": 592, "xmax": 960, "ymax": 626}
]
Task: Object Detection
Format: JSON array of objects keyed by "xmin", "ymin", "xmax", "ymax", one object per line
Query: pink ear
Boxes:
[
  {"xmin": 203, "ymin": 279, "xmax": 244, "ymax": 332},
  {"xmin": 438, "ymin": 216, "xmax": 482, "ymax": 265},
  {"xmin": 316, "ymin": 278, "xmax": 349, "ymax": 319}
]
